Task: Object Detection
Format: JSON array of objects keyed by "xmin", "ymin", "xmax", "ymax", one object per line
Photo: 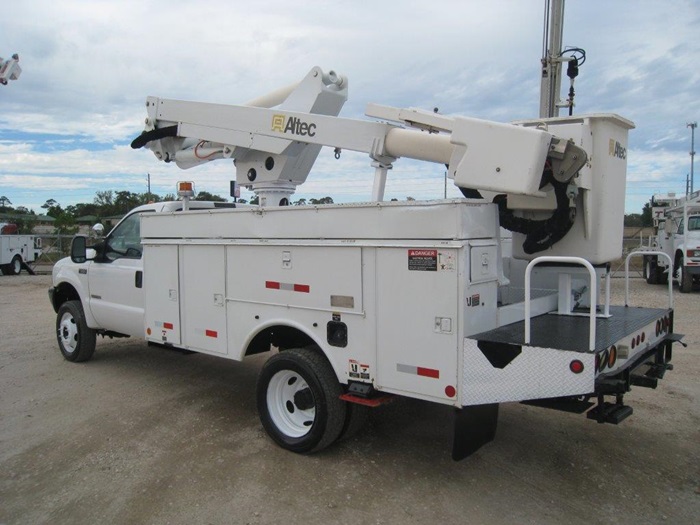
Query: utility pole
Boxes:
[
  {"xmin": 147, "ymin": 173, "xmax": 151, "ymax": 194},
  {"xmin": 539, "ymin": 0, "xmax": 565, "ymax": 118},
  {"xmin": 688, "ymin": 122, "xmax": 697, "ymax": 195}
]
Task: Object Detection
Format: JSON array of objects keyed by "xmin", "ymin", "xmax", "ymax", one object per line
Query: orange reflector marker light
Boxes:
[
  {"xmin": 608, "ymin": 345, "xmax": 617, "ymax": 368},
  {"xmin": 569, "ymin": 360, "xmax": 584, "ymax": 374},
  {"xmin": 177, "ymin": 181, "xmax": 195, "ymax": 198}
]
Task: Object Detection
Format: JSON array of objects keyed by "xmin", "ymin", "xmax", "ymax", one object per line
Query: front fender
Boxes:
[{"xmin": 51, "ymin": 257, "xmax": 100, "ymax": 329}]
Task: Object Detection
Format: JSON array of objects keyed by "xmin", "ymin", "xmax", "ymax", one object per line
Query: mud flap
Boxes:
[{"xmin": 452, "ymin": 403, "xmax": 499, "ymax": 460}]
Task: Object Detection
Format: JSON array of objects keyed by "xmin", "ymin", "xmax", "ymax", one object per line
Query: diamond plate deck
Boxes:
[{"xmin": 470, "ymin": 306, "xmax": 670, "ymax": 353}]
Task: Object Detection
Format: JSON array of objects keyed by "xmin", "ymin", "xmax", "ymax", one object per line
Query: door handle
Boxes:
[{"xmin": 135, "ymin": 270, "xmax": 143, "ymax": 288}]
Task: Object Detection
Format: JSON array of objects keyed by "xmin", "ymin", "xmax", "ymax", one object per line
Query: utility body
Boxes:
[
  {"xmin": 643, "ymin": 191, "xmax": 700, "ymax": 292},
  {"xmin": 50, "ymin": 67, "xmax": 682, "ymax": 459},
  {"xmin": 0, "ymin": 223, "xmax": 41, "ymax": 275}
]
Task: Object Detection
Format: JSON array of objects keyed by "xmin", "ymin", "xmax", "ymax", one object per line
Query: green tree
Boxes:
[
  {"xmin": 309, "ymin": 196, "xmax": 334, "ymax": 205},
  {"xmin": 42, "ymin": 198, "xmax": 63, "ymax": 218},
  {"xmin": 0, "ymin": 195, "xmax": 11, "ymax": 211},
  {"xmin": 641, "ymin": 201, "xmax": 653, "ymax": 227},
  {"xmin": 53, "ymin": 213, "xmax": 78, "ymax": 235},
  {"xmin": 114, "ymin": 191, "xmax": 142, "ymax": 214},
  {"xmin": 194, "ymin": 190, "xmax": 226, "ymax": 202}
]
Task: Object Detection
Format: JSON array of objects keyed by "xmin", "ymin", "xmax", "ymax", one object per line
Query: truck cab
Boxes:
[{"xmin": 49, "ymin": 200, "xmax": 237, "ymax": 358}]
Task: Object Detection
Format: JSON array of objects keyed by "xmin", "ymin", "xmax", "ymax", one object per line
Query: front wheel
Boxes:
[
  {"xmin": 56, "ymin": 300, "xmax": 96, "ymax": 362},
  {"xmin": 257, "ymin": 348, "xmax": 346, "ymax": 454}
]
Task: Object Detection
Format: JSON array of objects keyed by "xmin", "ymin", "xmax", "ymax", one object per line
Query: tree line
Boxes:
[
  {"xmin": 0, "ymin": 191, "xmax": 335, "ymax": 234},
  {"xmin": 0, "ymin": 191, "xmax": 656, "ymax": 234}
]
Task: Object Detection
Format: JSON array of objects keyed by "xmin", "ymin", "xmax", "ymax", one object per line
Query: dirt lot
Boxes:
[{"xmin": 0, "ymin": 274, "xmax": 698, "ymax": 524}]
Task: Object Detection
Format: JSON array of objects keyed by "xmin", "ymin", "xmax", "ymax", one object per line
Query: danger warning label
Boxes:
[{"xmin": 408, "ymin": 249, "xmax": 438, "ymax": 271}]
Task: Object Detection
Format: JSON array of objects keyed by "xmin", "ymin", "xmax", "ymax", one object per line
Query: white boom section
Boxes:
[{"xmin": 137, "ymin": 66, "xmax": 555, "ymax": 206}]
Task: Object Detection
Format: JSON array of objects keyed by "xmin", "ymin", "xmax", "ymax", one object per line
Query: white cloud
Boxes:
[{"xmin": 1, "ymin": 0, "xmax": 699, "ymax": 215}]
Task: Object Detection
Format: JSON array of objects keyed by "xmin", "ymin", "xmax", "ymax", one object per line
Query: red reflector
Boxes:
[
  {"xmin": 631, "ymin": 338, "xmax": 636, "ymax": 349},
  {"xmin": 641, "ymin": 332, "xmax": 645, "ymax": 343},
  {"xmin": 636, "ymin": 335, "xmax": 641, "ymax": 346},
  {"xmin": 163, "ymin": 322, "xmax": 174, "ymax": 330},
  {"xmin": 265, "ymin": 281, "xmax": 280, "ymax": 289},
  {"xmin": 445, "ymin": 385, "xmax": 456, "ymax": 398},
  {"xmin": 205, "ymin": 329, "xmax": 218, "ymax": 338},
  {"xmin": 293, "ymin": 284, "xmax": 310, "ymax": 293},
  {"xmin": 569, "ymin": 360, "xmax": 584, "ymax": 374},
  {"xmin": 417, "ymin": 367, "xmax": 440, "ymax": 379}
]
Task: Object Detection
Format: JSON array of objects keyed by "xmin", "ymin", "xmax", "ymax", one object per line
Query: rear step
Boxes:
[
  {"xmin": 586, "ymin": 400, "xmax": 633, "ymax": 424},
  {"xmin": 339, "ymin": 393, "xmax": 394, "ymax": 407}
]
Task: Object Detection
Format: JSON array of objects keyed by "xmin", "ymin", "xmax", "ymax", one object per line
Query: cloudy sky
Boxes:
[{"xmin": 1, "ymin": 0, "xmax": 698, "ymax": 214}]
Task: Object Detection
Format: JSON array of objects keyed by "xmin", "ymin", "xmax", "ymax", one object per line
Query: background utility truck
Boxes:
[
  {"xmin": 0, "ymin": 222, "xmax": 41, "ymax": 275},
  {"xmin": 50, "ymin": 66, "xmax": 682, "ymax": 460},
  {"xmin": 643, "ymin": 190, "xmax": 700, "ymax": 292}
]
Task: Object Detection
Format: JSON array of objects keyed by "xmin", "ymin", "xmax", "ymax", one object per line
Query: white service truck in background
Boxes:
[
  {"xmin": 0, "ymin": 222, "xmax": 41, "ymax": 275},
  {"xmin": 49, "ymin": 67, "xmax": 683, "ymax": 460},
  {"xmin": 643, "ymin": 191, "xmax": 700, "ymax": 292}
]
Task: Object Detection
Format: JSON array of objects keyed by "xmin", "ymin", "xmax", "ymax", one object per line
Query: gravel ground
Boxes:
[{"xmin": 0, "ymin": 274, "xmax": 698, "ymax": 525}]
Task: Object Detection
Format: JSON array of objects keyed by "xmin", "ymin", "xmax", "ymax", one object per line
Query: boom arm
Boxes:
[{"xmin": 132, "ymin": 66, "xmax": 586, "ymax": 208}]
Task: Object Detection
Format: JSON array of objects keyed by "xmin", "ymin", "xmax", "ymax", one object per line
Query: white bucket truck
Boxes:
[
  {"xmin": 50, "ymin": 67, "xmax": 682, "ymax": 459},
  {"xmin": 643, "ymin": 191, "xmax": 700, "ymax": 292}
]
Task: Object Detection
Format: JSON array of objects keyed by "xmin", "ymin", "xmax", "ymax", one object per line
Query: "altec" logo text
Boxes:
[
  {"xmin": 609, "ymin": 139, "xmax": 626, "ymax": 159},
  {"xmin": 272, "ymin": 115, "xmax": 317, "ymax": 137}
]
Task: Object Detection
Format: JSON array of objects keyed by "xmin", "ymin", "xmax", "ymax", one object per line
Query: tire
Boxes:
[
  {"xmin": 56, "ymin": 300, "xmax": 96, "ymax": 362},
  {"xmin": 644, "ymin": 257, "xmax": 659, "ymax": 284},
  {"xmin": 10, "ymin": 255, "xmax": 22, "ymax": 275},
  {"xmin": 679, "ymin": 259, "xmax": 693, "ymax": 293},
  {"xmin": 657, "ymin": 266, "xmax": 668, "ymax": 284},
  {"xmin": 257, "ymin": 348, "xmax": 346, "ymax": 454}
]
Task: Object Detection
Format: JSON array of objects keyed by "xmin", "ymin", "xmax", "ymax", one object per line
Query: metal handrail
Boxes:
[
  {"xmin": 624, "ymin": 250, "xmax": 673, "ymax": 308},
  {"xmin": 525, "ymin": 256, "xmax": 597, "ymax": 351}
]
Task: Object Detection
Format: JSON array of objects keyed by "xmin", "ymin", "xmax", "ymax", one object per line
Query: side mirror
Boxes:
[
  {"xmin": 71, "ymin": 235, "xmax": 88, "ymax": 263},
  {"xmin": 92, "ymin": 223, "xmax": 104, "ymax": 236}
]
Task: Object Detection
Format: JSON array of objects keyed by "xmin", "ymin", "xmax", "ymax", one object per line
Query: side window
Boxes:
[
  {"xmin": 105, "ymin": 212, "xmax": 145, "ymax": 261},
  {"xmin": 688, "ymin": 217, "xmax": 700, "ymax": 231}
]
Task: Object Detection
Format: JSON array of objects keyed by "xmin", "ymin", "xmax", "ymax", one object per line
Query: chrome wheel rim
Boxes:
[
  {"xmin": 58, "ymin": 312, "xmax": 78, "ymax": 353},
  {"xmin": 266, "ymin": 370, "xmax": 316, "ymax": 437}
]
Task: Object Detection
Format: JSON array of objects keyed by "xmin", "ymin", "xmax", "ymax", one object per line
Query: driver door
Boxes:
[{"xmin": 88, "ymin": 211, "xmax": 150, "ymax": 337}]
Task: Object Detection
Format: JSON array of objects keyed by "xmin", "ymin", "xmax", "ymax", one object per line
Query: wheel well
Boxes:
[
  {"xmin": 51, "ymin": 282, "xmax": 80, "ymax": 313},
  {"xmin": 674, "ymin": 250, "xmax": 684, "ymax": 268},
  {"xmin": 245, "ymin": 325, "xmax": 316, "ymax": 356}
]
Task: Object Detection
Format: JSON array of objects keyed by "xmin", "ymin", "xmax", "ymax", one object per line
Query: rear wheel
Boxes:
[
  {"xmin": 257, "ymin": 348, "xmax": 346, "ymax": 454},
  {"xmin": 56, "ymin": 300, "xmax": 96, "ymax": 362},
  {"xmin": 644, "ymin": 257, "xmax": 658, "ymax": 284},
  {"xmin": 679, "ymin": 259, "xmax": 693, "ymax": 293}
]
